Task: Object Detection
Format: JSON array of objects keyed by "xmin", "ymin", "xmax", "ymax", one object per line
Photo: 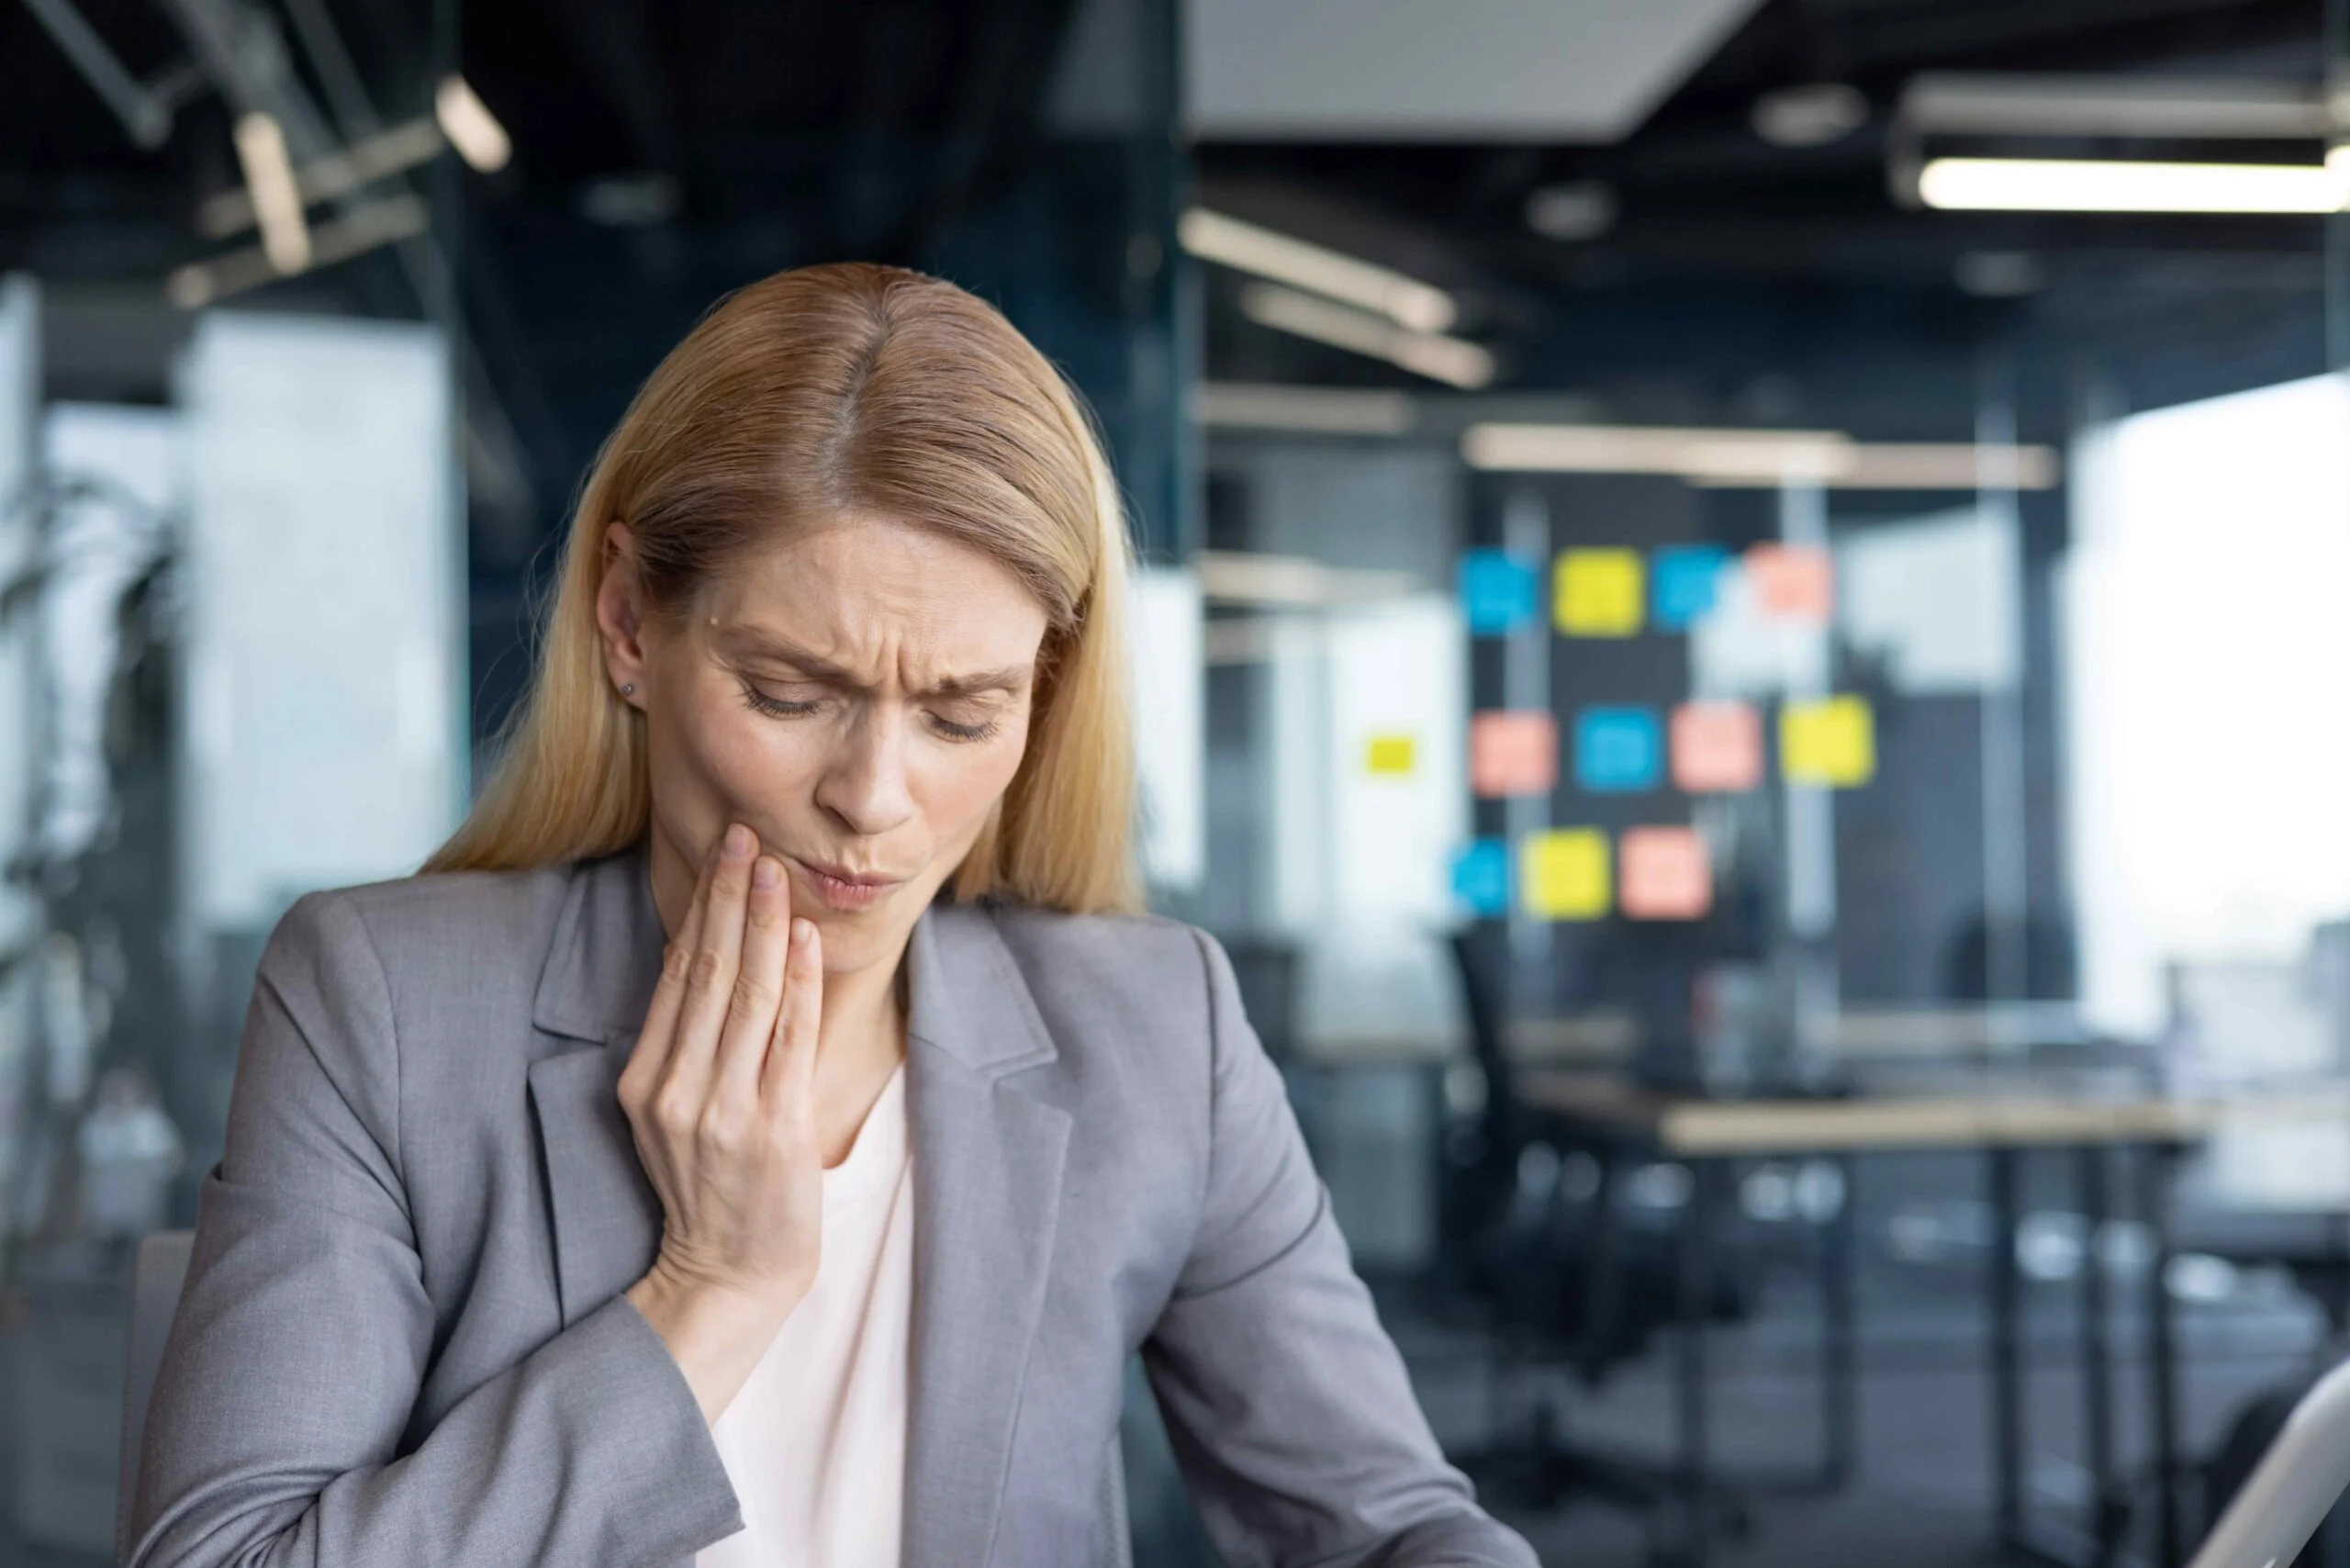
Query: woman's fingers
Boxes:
[
  {"xmin": 663, "ymin": 823, "xmax": 757, "ymax": 1102},
  {"xmin": 621, "ymin": 834, "xmax": 720, "ymax": 1106},
  {"xmin": 711, "ymin": 856, "xmax": 792, "ymax": 1103},
  {"xmin": 764, "ymin": 916, "xmax": 823, "ymax": 1109}
]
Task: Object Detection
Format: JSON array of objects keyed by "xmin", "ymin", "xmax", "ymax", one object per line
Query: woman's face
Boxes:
[{"xmin": 598, "ymin": 515, "xmax": 1048, "ymax": 980}]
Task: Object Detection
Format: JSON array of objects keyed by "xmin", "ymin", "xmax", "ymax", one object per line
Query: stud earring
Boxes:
[{"xmin": 621, "ymin": 683, "xmax": 636, "ymax": 697}]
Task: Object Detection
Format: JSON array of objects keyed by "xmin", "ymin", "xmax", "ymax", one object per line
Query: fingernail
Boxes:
[
  {"xmin": 752, "ymin": 857, "xmax": 780, "ymax": 890},
  {"xmin": 791, "ymin": 918, "xmax": 812, "ymax": 947},
  {"xmin": 722, "ymin": 823, "xmax": 753, "ymax": 859}
]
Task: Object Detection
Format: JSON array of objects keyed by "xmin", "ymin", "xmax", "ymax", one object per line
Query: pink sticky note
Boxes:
[
  {"xmin": 1745, "ymin": 543, "xmax": 1834, "ymax": 623},
  {"xmin": 1471, "ymin": 711, "xmax": 1558, "ymax": 799},
  {"xmin": 1671, "ymin": 701, "xmax": 1762, "ymax": 793},
  {"xmin": 1620, "ymin": 825, "xmax": 1713, "ymax": 921}
]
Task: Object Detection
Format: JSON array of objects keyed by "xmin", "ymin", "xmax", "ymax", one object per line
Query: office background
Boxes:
[{"xmin": 9, "ymin": 1, "xmax": 2350, "ymax": 1564}]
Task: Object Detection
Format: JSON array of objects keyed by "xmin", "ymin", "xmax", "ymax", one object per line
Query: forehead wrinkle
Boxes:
[
  {"xmin": 715, "ymin": 622, "xmax": 1026, "ymax": 699},
  {"xmin": 707, "ymin": 514, "xmax": 1044, "ymax": 696}
]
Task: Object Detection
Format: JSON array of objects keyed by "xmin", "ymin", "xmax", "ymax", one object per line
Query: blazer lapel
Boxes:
[
  {"xmin": 525, "ymin": 848, "xmax": 668, "ymax": 1326},
  {"xmin": 901, "ymin": 903, "xmax": 1072, "ymax": 1568}
]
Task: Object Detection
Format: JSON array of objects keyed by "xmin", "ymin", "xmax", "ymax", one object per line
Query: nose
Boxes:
[{"xmin": 812, "ymin": 702, "xmax": 917, "ymax": 839}]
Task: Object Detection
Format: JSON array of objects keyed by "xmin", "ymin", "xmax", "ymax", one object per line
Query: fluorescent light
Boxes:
[
  {"xmin": 1463, "ymin": 422, "xmax": 1850, "ymax": 483},
  {"xmin": 1194, "ymin": 551, "xmax": 1422, "ymax": 608},
  {"xmin": 1238, "ymin": 284, "xmax": 1494, "ymax": 390},
  {"xmin": 199, "ymin": 117, "xmax": 447, "ymax": 239},
  {"xmin": 231, "ymin": 112, "xmax": 310, "ymax": 274},
  {"xmin": 1462, "ymin": 422, "xmax": 2061, "ymax": 491},
  {"xmin": 1195, "ymin": 382, "xmax": 1416, "ymax": 434},
  {"xmin": 1810, "ymin": 442, "xmax": 2061, "ymax": 491},
  {"xmin": 1180, "ymin": 207, "xmax": 1457, "ymax": 333},
  {"xmin": 1918, "ymin": 156, "xmax": 2349, "ymax": 214},
  {"xmin": 434, "ymin": 74, "xmax": 510, "ymax": 174},
  {"xmin": 168, "ymin": 194, "xmax": 431, "ymax": 309}
]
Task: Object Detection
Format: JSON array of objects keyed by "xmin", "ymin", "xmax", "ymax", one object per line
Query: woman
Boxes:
[{"xmin": 127, "ymin": 263, "xmax": 1535, "ymax": 1568}]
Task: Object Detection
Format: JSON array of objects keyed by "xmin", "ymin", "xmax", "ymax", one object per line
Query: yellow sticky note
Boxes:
[
  {"xmin": 1365, "ymin": 734, "xmax": 1416, "ymax": 776},
  {"xmin": 1520, "ymin": 829, "xmax": 1611, "ymax": 920},
  {"xmin": 1554, "ymin": 549, "xmax": 1645, "ymax": 637},
  {"xmin": 1781, "ymin": 696, "xmax": 1874, "ymax": 787}
]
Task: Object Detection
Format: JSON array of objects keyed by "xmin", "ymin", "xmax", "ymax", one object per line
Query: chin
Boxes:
[{"xmin": 805, "ymin": 909, "xmax": 899, "ymax": 975}]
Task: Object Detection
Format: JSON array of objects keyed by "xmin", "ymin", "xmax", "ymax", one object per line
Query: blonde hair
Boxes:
[{"xmin": 426, "ymin": 263, "xmax": 1139, "ymax": 914}]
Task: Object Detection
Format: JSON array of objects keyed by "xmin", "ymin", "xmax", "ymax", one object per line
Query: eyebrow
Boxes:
[{"xmin": 719, "ymin": 628, "xmax": 1030, "ymax": 699}]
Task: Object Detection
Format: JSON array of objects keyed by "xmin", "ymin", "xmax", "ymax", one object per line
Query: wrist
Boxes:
[
  {"xmin": 627, "ymin": 1257, "xmax": 793, "ymax": 1338},
  {"xmin": 625, "ymin": 1261, "xmax": 803, "ymax": 1425}
]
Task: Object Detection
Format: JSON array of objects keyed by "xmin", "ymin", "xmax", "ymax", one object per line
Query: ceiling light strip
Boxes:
[
  {"xmin": 1918, "ymin": 156, "xmax": 2349, "ymax": 215},
  {"xmin": 231, "ymin": 112, "xmax": 311, "ymax": 274},
  {"xmin": 199, "ymin": 117, "xmax": 448, "ymax": 239},
  {"xmin": 1195, "ymin": 383, "xmax": 1418, "ymax": 435},
  {"xmin": 168, "ymin": 194, "xmax": 431, "ymax": 308},
  {"xmin": 1180, "ymin": 208, "xmax": 1458, "ymax": 333},
  {"xmin": 1463, "ymin": 422, "xmax": 2060, "ymax": 491},
  {"xmin": 1238, "ymin": 284, "xmax": 1493, "ymax": 390},
  {"xmin": 434, "ymin": 75, "xmax": 511, "ymax": 174}
]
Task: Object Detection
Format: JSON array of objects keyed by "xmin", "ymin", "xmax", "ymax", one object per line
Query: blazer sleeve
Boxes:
[
  {"xmin": 1138, "ymin": 930, "xmax": 1538, "ymax": 1568},
  {"xmin": 125, "ymin": 890, "xmax": 743, "ymax": 1568}
]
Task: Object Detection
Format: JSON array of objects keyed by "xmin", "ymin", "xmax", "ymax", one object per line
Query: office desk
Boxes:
[{"xmin": 1517, "ymin": 1073, "xmax": 2350, "ymax": 1568}]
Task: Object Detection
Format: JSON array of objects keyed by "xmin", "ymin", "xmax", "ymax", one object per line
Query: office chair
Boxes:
[
  {"xmin": 1439, "ymin": 928, "xmax": 1757, "ymax": 1544},
  {"xmin": 115, "ymin": 1230, "xmax": 1135, "ymax": 1568}
]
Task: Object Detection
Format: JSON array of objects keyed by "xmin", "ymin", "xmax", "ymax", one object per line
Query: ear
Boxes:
[{"xmin": 595, "ymin": 522, "xmax": 651, "ymax": 709}]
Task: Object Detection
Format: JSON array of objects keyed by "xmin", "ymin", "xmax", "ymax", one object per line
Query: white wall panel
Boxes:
[
  {"xmin": 1130, "ymin": 566, "xmax": 1204, "ymax": 890},
  {"xmin": 178, "ymin": 313, "xmax": 459, "ymax": 930}
]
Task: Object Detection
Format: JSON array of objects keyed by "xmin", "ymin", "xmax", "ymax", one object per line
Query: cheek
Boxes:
[{"xmin": 655, "ymin": 674, "xmax": 819, "ymax": 810}]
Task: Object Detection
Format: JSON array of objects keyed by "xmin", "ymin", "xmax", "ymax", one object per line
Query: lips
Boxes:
[{"xmin": 789, "ymin": 856, "xmax": 901, "ymax": 912}]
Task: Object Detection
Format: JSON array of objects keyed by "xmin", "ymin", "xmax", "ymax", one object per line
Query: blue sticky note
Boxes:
[
  {"xmin": 1575, "ymin": 707, "xmax": 1663, "ymax": 793},
  {"xmin": 1458, "ymin": 550, "xmax": 1539, "ymax": 635},
  {"xmin": 1450, "ymin": 839, "xmax": 1512, "ymax": 917},
  {"xmin": 1651, "ymin": 545, "xmax": 1729, "ymax": 631}
]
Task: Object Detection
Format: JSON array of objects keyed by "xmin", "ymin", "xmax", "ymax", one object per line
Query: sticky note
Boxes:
[
  {"xmin": 1746, "ymin": 543, "xmax": 1834, "ymax": 624},
  {"xmin": 1471, "ymin": 711, "xmax": 1557, "ymax": 798},
  {"xmin": 1365, "ymin": 734, "xmax": 1417, "ymax": 776},
  {"xmin": 1651, "ymin": 545, "xmax": 1729, "ymax": 631},
  {"xmin": 1522, "ymin": 829, "xmax": 1611, "ymax": 921},
  {"xmin": 1574, "ymin": 706, "xmax": 1663, "ymax": 793},
  {"xmin": 1781, "ymin": 696, "xmax": 1874, "ymax": 787},
  {"xmin": 1555, "ymin": 549, "xmax": 1645, "ymax": 637},
  {"xmin": 1621, "ymin": 825, "xmax": 1713, "ymax": 920},
  {"xmin": 1450, "ymin": 840, "xmax": 1512, "ymax": 917},
  {"xmin": 1671, "ymin": 701, "xmax": 1762, "ymax": 793},
  {"xmin": 1459, "ymin": 550, "xmax": 1539, "ymax": 635}
]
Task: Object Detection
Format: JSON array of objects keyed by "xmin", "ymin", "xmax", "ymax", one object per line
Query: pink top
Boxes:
[{"xmin": 696, "ymin": 1063, "xmax": 913, "ymax": 1568}]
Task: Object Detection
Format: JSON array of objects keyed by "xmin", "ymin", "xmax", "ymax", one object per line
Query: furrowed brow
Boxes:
[
  {"xmin": 722, "ymin": 628, "xmax": 1024, "ymax": 698},
  {"xmin": 722, "ymin": 630, "xmax": 867, "ymax": 688},
  {"xmin": 924, "ymin": 666, "xmax": 1030, "ymax": 699}
]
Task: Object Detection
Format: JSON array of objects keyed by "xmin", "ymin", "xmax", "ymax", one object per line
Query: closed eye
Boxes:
[
  {"xmin": 741, "ymin": 682, "xmax": 825, "ymax": 720},
  {"xmin": 927, "ymin": 711, "xmax": 1000, "ymax": 743}
]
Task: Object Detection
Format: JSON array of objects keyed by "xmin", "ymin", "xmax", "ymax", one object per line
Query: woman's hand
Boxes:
[{"xmin": 619, "ymin": 822, "xmax": 824, "ymax": 1423}]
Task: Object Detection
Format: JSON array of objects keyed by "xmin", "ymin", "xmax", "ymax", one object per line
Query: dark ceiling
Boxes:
[{"xmin": 3, "ymin": 0, "xmax": 2342, "ymax": 478}]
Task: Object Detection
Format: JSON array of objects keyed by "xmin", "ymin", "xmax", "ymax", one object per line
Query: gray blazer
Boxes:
[{"xmin": 125, "ymin": 846, "xmax": 1535, "ymax": 1568}]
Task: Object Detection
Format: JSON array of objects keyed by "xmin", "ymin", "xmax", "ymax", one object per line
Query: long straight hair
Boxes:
[{"xmin": 426, "ymin": 263, "xmax": 1139, "ymax": 914}]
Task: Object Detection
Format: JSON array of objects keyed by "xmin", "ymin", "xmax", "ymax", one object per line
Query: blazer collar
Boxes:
[{"xmin": 529, "ymin": 843, "xmax": 1059, "ymax": 1080}]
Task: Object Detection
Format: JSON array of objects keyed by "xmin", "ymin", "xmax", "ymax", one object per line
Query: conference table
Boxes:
[{"xmin": 1512, "ymin": 1070, "xmax": 2350, "ymax": 1568}]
